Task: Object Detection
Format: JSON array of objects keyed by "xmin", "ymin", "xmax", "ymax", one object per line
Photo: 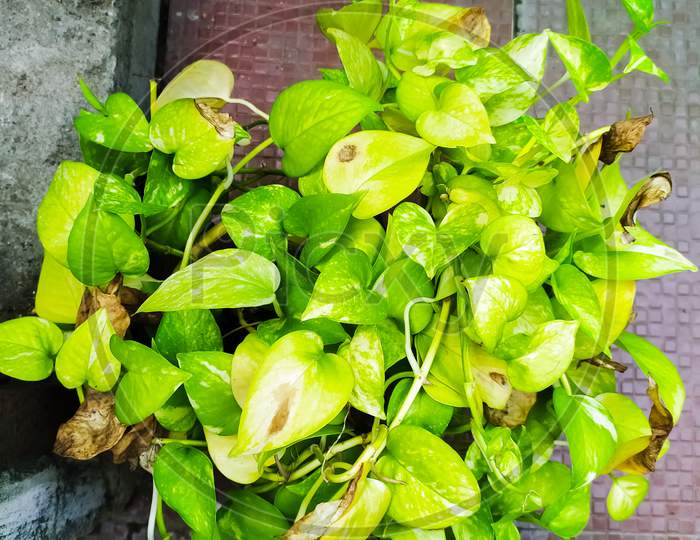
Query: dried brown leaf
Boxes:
[
  {"xmin": 53, "ymin": 390, "xmax": 127, "ymax": 460},
  {"xmin": 485, "ymin": 389, "xmax": 537, "ymax": 428},
  {"xmin": 599, "ymin": 114, "xmax": 653, "ymax": 164},
  {"xmin": 283, "ymin": 473, "xmax": 360, "ymax": 539},
  {"xmin": 76, "ymin": 275, "xmax": 131, "ymax": 337},
  {"xmin": 196, "ymin": 99, "xmax": 235, "ymax": 138},
  {"xmin": 617, "ymin": 380, "xmax": 674, "ymax": 474},
  {"xmin": 111, "ymin": 416, "xmax": 157, "ymax": 469},
  {"xmin": 445, "ymin": 7, "xmax": 491, "ymax": 48},
  {"xmin": 620, "ymin": 172, "xmax": 672, "ymax": 228}
]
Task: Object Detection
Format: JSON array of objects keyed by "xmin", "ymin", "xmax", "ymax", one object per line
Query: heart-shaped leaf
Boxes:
[
  {"xmin": 522, "ymin": 102, "xmax": 580, "ymax": 162},
  {"xmin": 179, "ymin": 351, "xmax": 241, "ymax": 435},
  {"xmin": 222, "ymin": 184, "xmax": 300, "ymax": 261},
  {"xmin": 37, "ymin": 161, "xmax": 103, "ymax": 265},
  {"xmin": 539, "ymin": 484, "xmax": 591, "ymax": 538},
  {"xmin": 138, "ymin": 249, "xmax": 280, "ymax": 312},
  {"xmin": 616, "ymin": 331, "xmax": 685, "ymax": 423},
  {"xmin": 318, "ymin": 217, "xmax": 386, "ymax": 269},
  {"xmin": 233, "ymin": 330, "xmax": 353, "ymax": 456},
  {"xmin": 91, "ymin": 173, "xmax": 158, "ymax": 215},
  {"xmin": 463, "ymin": 275, "xmax": 528, "ymax": 351},
  {"xmin": 67, "ymin": 197, "xmax": 149, "ymax": 286},
  {"xmin": 551, "ymin": 263, "xmax": 602, "ymax": 344},
  {"xmin": 0, "ymin": 317, "xmax": 63, "ymax": 381},
  {"xmin": 154, "ymin": 387, "xmax": 196, "ymax": 432},
  {"xmin": 143, "ymin": 150, "xmax": 196, "ymax": 214},
  {"xmin": 621, "ymin": 0, "xmax": 655, "ymax": 32},
  {"xmin": 74, "ymin": 91, "xmax": 152, "ymax": 153},
  {"xmin": 393, "ymin": 202, "xmax": 489, "ymax": 278},
  {"xmin": 506, "ymin": 320, "xmax": 579, "ymax": 392},
  {"xmin": 596, "ymin": 392, "xmax": 651, "ymax": 472},
  {"xmin": 153, "ymin": 443, "xmax": 217, "ymax": 538},
  {"xmin": 338, "ymin": 325, "xmax": 385, "ymax": 418},
  {"xmin": 150, "ymin": 98, "xmax": 236, "ymax": 179},
  {"xmin": 316, "ymin": 0, "xmax": 382, "ymax": 43},
  {"xmin": 416, "ymin": 83, "xmax": 494, "ymax": 148},
  {"xmin": 146, "ymin": 182, "xmax": 212, "ymax": 250},
  {"xmin": 623, "ymin": 36, "xmax": 669, "ymax": 83},
  {"xmin": 55, "ymin": 308, "xmax": 120, "ymax": 391},
  {"xmin": 573, "ymin": 226, "xmax": 696, "ymax": 280},
  {"xmin": 156, "ymin": 59, "xmax": 234, "ymax": 109},
  {"xmin": 328, "ymin": 28, "xmax": 384, "ymax": 101},
  {"xmin": 396, "ymin": 71, "xmax": 449, "ymax": 122},
  {"xmin": 547, "ymin": 31, "xmax": 612, "ymax": 101},
  {"xmin": 323, "ymin": 131, "xmax": 434, "ymax": 219},
  {"xmin": 154, "ymin": 309, "xmax": 223, "ymax": 364},
  {"xmin": 283, "ymin": 193, "xmax": 359, "ymax": 267},
  {"xmin": 376, "ymin": 425, "xmax": 481, "ymax": 529},
  {"xmin": 35, "ymin": 253, "xmax": 84, "ymax": 324},
  {"xmin": 269, "ymin": 80, "xmax": 380, "ymax": 177},
  {"xmin": 553, "ymin": 387, "xmax": 617, "ymax": 487},
  {"xmin": 301, "ymin": 249, "xmax": 388, "ymax": 325},
  {"xmin": 607, "ymin": 475, "xmax": 649, "ymax": 521},
  {"xmin": 111, "ymin": 336, "xmax": 190, "ymax": 425},
  {"xmin": 480, "ymin": 214, "xmax": 558, "ymax": 290},
  {"xmin": 203, "ymin": 430, "xmax": 263, "ymax": 485}
]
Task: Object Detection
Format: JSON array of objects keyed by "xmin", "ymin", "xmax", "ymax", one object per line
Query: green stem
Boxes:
[
  {"xmin": 154, "ymin": 438, "xmax": 207, "ymax": 447},
  {"xmin": 560, "ymin": 373, "xmax": 573, "ymax": 395},
  {"xmin": 179, "ymin": 137, "xmax": 273, "ymax": 268},
  {"xmin": 384, "ymin": 371, "xmax": 415, "ymax": 390},
  {"xmin": 191, "ymin": 222, "xmax": 226, "ymax": 259},
  {"xmin": 145, "ymin": 238, "xmax": 184, "ymax": 258},
  {"xmin": 323, "ymin": 427, "xmax": 387, "ymax": 484},
  {"xmin": 272, "ymin": 297, "xmax": 284, "ymax": 318},
  {"xmin": 390, "ymin": 299, "xmax": 451, "ymax": 430},
  {"xmin": 224, "ymin": 98, "xmax": 270, "ymax": 120},
  {"xmin": 295, "ymin": 473, "xmax": 325, "ymax": 521},
  {"xmin": 76, "ymin": 386, "xmax": 85, "ymax": 405},
  {"xmin": 156, "ymin": 495, "xmax": 171, "ymax": 540},
  {"xmin": 547, "ymin": 73, "xmax": 570, "ymax": 93}
]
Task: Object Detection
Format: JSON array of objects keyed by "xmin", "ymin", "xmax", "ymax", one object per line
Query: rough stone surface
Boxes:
[
  {"xmin": 1, "ymin": 1, "xmax": 160, "ymax": 539},
  {"xmin": 0, "ymin": 0, "xmax": 160, "ymax": 321}
]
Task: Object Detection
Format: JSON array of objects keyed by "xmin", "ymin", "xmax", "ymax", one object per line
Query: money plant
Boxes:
[{"xmin": 0, "ymin": 0, "xmax": 693, "ymax": 538}]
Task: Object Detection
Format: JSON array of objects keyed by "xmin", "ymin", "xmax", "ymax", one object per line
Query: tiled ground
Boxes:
[{"xmin": 517, "ymin": 2, "xmax": 700, "ymax": 537}]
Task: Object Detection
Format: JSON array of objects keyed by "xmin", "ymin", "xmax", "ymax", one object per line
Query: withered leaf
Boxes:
[
  {"xmin": 620, "ymin": 172, "xmax": 672, "ymax": 228},
  {"xmin": 446, "ymin": 7, "xmax": 491, "ymax": 48},
  {"xmin": 283, "ymin": 473, "xmax": 359, "ymax": 539},
  {"xmin": 485, "ymin": 389, "xmax": 537, "ymax": 428},
  {"xmin": 600, "ymin": 114, "xmax": 653, "ymax": 165},
  {"xmin": 617, "ymin": 380, "xmax": 673, "ymax": 474},
  {"xmin": 195, "ymin": 100, "xmax": 235, "ymax": 139},
  {"xmin": 111, "ymin": 416, "xmax": 157, "ymax": 469},
  {"xmin": 76, "ymin": 274, "xmax": 131, "ymax": 337},
  {"xmin": 579, "ymin": 354, "xmax": 628, "ymax": 373},
  {"xmin": 53, "ymin": 390, "xmax": 127, "ymax": 460}
]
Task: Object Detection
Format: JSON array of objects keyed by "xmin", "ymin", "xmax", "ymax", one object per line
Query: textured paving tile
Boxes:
[{"xmin": 517, "ymin": 0, "xmax": 700, "ymax": 537}]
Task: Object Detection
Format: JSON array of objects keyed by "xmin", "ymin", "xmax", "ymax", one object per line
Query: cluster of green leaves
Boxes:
[{"xmin": 0, "ymin": 0, "xmax": 692, "ymax": 538}]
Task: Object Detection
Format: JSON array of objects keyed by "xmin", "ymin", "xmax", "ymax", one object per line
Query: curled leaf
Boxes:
[
  {"xmin": 599, "ymin": 114, "xmax": 653, "ymax": 164},
  {"xmin": 485, "ymin": 389, "xmax": 537, "ymax": 428},
  {"xmin": 617, "ymin": 381, "xmax": 673, "ymax": 474},
  {"xmin": 620, "ymin": 172, "xmax": 672, "ymax": 228},
  {"xmin": 579, "ymin": 354, "xmax": 628, "ymax": 373},
  {"xmin": 76, "ymin": 275, "xmax": 130, "ymax": 337},
  {"xmin": 111, "ymin": 416, "xmax": 157, "ymax": 468},
  {"xmin": 54, "ymin": 390, "xmax": 127, "ymax": 460}
]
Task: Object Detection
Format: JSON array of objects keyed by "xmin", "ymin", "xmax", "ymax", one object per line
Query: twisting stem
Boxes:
[
  {"xmin": 391, "ymin": 299, "xmax": 451, "ymax": 429},
  {"xmin": 224, "ymin": 97, "xmax": 270, "ymax": 120},
  {"xmin": 191, "ymin": 222, "xmax": 226, "ymax": 259},
  {"xmin": 295, "ymin": 473, "xmax": 325, "ymax": 521},
  {"xmin": 145, "ymin": 238, "xmax": 184, "ymax": 258},
  {"xmin": 179, "ymin": 137, "xmax": 274, "ymax": 268}
]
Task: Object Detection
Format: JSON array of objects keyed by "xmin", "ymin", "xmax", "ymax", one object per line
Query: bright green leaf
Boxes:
[
  {"xmin": 35, "ymin": 253, "xmax": 84, "ymax": 324},
  {"xmin": 607, "ymin": 475, "xmax": 649, "ymax": 521},
  {"xmin": 154, "ymin": 309, "xmax": 223, "ymax": 364},
  {"xmin": 0, "ymin": 317, "xmax": 63, "ymax": 382},
  {"xmin": 328, "ymin": 28, "xmax": 384, "ymax": 101},
  {"xmin": 323, "ymin": 130, "xmax": 434, "ymax": 219},
  {"xmin": 269, "ymin": 80, "xmax": 380, "ymax": 177},
  {"xmin": 233, "ymin": 331, "xmax": 353, "ymax": 455},
  {"xmin": 222, "ymin": 184, "xmax": 300, "ymax": 261},
  {"xmin": 338, "ymin": 325, "xmax": 385, "ymax": 418},
  {"xmin": 111, "ymin": 336, "xmax": 190, "ymax": 425},
  {"xmin": 138, "ymin": 249, "xmax": 280, "ymax": 312}
]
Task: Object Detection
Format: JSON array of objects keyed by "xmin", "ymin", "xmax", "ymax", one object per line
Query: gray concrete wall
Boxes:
[{"xmin": 0, "ymin": 1, "xmax": 160, "ymax": 538}]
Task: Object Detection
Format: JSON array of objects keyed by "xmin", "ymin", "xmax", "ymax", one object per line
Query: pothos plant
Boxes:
[{"xmin": 0, "ymin": 0, "xmax": 692, "ymax": 538}]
